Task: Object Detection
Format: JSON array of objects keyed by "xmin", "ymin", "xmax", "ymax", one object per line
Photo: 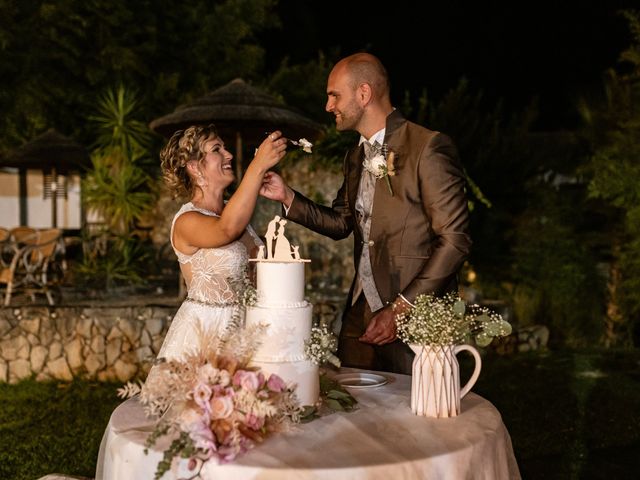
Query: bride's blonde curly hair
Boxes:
[{"xmin": 160, "ymin": 124, "xmax": 219, "ymax": 199}]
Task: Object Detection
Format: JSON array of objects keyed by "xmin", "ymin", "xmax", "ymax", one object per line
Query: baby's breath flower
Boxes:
[
  {"xmin": 395, "ymin": 293, "xmax": 512, "ymax": 347},
  {"xmin": 304, "ymin": 325, "xmax": 340, "ymax": 367}
]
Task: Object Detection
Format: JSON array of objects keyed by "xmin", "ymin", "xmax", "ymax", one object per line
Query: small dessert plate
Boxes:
[{"xmin": 333, "ymin": 372, "xmax": 388, "ymax": 389}]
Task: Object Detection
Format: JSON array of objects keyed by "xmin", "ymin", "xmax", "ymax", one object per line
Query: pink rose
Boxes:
[
  {"xmin": 245, "ymin": 412, "xmax": 265, "ymax": 430},
  {"xmin": 179, "ymin": 407, "xmax": 207, "ymax": 432},
  {"xmin": 267, "ymin": 374, "xmax": 286, "ymax": 392},
  {"xmin": 233, "ymin": 370, "xmax": 260, "ymax": 391},
  {"xmin": 210, "ymin": 394, "xmax": 234, "ymax": 420},
  {"xmin": 257, "ymin": 372, "xmax": 266, "ymax": 389},
  {"xmin": 193, "ymin": 382, "xmax": 212, "ymax": 411}
]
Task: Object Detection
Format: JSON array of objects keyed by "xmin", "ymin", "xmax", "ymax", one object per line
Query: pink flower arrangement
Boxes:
[{"xmin": 118, "ymin": 326, "xmax": 302, "ymax": 479}]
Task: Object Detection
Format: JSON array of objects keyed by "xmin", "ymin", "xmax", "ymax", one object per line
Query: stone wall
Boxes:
[
  {"xmin": 0, "ymin": 301, "xmax": 343, "ymax": 384},
  {"xmin": 0, "ymin": 305, "xmax": 178, "ymax": 384}
]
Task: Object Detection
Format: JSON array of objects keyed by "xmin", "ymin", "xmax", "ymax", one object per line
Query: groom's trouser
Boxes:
[{"xmin": 338, "ymin": 295, "xmax": 414, "ymax": 375}]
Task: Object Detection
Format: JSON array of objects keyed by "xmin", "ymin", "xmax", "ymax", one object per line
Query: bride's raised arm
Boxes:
[
  {"xmin": 166, "ymin": 128, "xmax": 287, "ymax": 253},
  {"xmin": 207, "ymin": 131, "xmax": 286, "ymax": 243}
]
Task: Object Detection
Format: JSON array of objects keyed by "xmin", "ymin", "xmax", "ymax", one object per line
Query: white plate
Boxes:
[{"xmin": 333, "ymin": 372, "xmax": 388, "ymax": 389}]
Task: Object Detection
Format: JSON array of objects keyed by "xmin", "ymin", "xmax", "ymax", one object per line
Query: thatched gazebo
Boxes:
[
  {"xmin": 0, "ymin": 129, "xmax": 90, "ymax": 228},
  {"xmin": 149, "ymin": 78, "xmax": 323, "ymax": 178}
]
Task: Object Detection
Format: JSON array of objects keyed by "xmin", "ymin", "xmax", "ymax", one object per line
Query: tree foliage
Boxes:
[
  {"xmin": 578, "ymin": 10, "xmax": 640, "ymax": 345},
  {"xmin": 401, "ymin": 79, "xmax": 538, "ymax": 282},
  {"xmin": 267, "ymin": 51, "xmax": 334, "ymax": 123},
  {"xmin": 0, "ymin": 0, "xmax": 280, "ymax": 151}
]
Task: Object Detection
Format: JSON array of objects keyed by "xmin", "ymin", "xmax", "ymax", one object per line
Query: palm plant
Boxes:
[
  {"xmin": 79, "ymin": 85, "xmax": 159, "ymax": 289},
  {"xmin": 83, "ymin": 85, "xmax": 156, "ymax": 236}
]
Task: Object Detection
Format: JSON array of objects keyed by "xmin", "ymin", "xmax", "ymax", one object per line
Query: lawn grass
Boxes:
[
  {"xmin": 0, "ymin": 379, "xmax": 121, "ymax": 480},
  {"xmin": 1, "ymin": 349, "xmax": 639, "ymax": 480}
]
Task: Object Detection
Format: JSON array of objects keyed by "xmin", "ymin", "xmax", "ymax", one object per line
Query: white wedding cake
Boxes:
[{"xmin": 245, "ymin": 216, "xmax": 319, "ymax": 406}]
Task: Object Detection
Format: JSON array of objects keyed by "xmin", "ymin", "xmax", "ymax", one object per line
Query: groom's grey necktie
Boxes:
[
  {"xmin": 356, "ymin": 140, "xmax": 381, "ymax": 223},
  {"xmin": 353, "ymin": 140, "xmax": 384, "ymax": 311}
]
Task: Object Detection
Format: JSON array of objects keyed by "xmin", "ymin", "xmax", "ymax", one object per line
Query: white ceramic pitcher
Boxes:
[{"xmin": 409, "ymin": 344, "xmax": 482, "ymax": 418}]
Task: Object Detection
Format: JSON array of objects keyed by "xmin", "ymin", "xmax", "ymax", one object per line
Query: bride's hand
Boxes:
[{"xmin": 253, "ymin": 130, "xmax": 287, "ymax": 171}]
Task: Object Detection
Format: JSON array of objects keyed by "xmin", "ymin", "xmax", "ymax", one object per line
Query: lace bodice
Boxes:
[{"xmin": 170, "ymin": 203, "xmax": 262, "ymax": 304}]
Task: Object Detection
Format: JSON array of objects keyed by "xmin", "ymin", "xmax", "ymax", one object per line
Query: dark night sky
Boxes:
[{"xmin": 267, "ymin": 0, "xmax": 638, "ymax": 130}]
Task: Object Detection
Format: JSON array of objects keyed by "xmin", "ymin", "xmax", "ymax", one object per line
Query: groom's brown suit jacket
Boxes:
[{"xmin": 286, "ymin": 110, "xmax": 472, "ymax": 308}]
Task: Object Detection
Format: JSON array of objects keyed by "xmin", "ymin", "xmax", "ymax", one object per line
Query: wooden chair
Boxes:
[
  {"xmin": 0, "ymin": 228, "xmax": 15, "ymax": 298},
  {"xmin": 0, "ymin": 228, "xmax": 64, "ymax": 305},
  {"xmin": 9, "ymin": 226, "xmax": 38, "ymax": 244}
]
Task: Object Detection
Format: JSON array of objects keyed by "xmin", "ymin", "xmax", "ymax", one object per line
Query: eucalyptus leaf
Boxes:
[
  {"xmin": 327, "ymin": 389, "xmax": 352, "ymax": 400},
  {"xmin": 453, "ymin": 300, "xmax": 466, "ymax": 316},
  {"xmin": 500, "ymin": 320, "xmax": 513, "ymax": 335},
  {"xmin": 484, "ymin": 322, "xmax": 503, "ymax": 336},
  {"xmin": 319, "ymin": 375, "xmax": 341, "ymax": 392},
  {"xmin": 325, "ymin": 398, "xmax": 344, "ymax": 411},
  {"xmin": 475, "ymin": 332, "xmax": 493, "ymax": 347},
  {"xmin": 299, "ymin": 405, "xmax": 320, "ymax": 423}
]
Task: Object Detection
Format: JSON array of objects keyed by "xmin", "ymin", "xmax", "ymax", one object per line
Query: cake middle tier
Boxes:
[
  {"xmin": 245, "ymin": 303, "xmax": 313, "ymax": 361},
  {"xmin": 245, "ymin": 303, "xmax": 319, "ymax": 406}
]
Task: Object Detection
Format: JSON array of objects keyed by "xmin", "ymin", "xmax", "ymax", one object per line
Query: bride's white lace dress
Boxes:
[
  {"xmin": 95, "ymin": 202, "xmax": 262, "ymax": 480},
  {"xmin": 157, "ymin": 202, "xmax": 262, "ymax": 360}
]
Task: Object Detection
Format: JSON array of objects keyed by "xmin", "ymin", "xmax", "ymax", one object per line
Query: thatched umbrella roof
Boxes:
[
  {"xmin": 0, "ymin": 128, "xmax": 90, "ymax": 173},
  {"xmin": 0, "ymin": 129, "xmax": 90, "ymax": 228},
  {"xmin": 149, "ymin": 78, "xmax": 323, "ymax": 142},
  {"xmin": 150, "ymin": 78, "xmax": 323, "ymax": 177}
]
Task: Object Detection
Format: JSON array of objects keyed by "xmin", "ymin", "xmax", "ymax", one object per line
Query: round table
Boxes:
[{"xmin": 96, "ymin": 369, "xmax": 521, "ymax": 479}]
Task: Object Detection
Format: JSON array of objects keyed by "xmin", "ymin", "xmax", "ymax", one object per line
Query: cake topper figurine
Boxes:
[
  {"xmin": 273, "ymin": 219, "xmax": 292, "ymax": 259},
  {"xmin": 259, "ymin": 215, "xmax": 309, "ymax": 262},
  {"xmin": 267, "ymin": 216, "xmax": 293, "ymax": 260},
  {"xmin": 265, "ymin": 215, "xmax": 281, "ymax": 259}
]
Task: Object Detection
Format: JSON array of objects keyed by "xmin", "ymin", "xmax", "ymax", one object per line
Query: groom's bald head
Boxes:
[{"xmin": 334, "ymin": 53, "xmax": 390, "ymax": 101}]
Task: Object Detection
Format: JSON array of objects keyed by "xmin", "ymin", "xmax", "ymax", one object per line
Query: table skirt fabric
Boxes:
[{"xmin": 96, "ymin": 369, "xmax": 520, "ymax": 479}]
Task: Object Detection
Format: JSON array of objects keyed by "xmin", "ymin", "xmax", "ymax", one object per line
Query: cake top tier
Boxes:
[{"xmin": 251, "ymin": 215, "xmax": 310, "ymax": 263}]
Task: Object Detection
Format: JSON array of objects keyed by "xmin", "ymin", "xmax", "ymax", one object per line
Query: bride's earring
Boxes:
[{"xmin": 197, "ymin": 172, "xmax": 207, "ymax": 188}]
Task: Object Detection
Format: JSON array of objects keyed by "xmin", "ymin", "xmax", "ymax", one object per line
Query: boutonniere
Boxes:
[{"xmin": 363, "ymin": 144, "xmax": 396, "ymax": 196}]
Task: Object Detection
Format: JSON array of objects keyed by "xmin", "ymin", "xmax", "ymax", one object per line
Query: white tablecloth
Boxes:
[{"xmin": 96, "ymin": 368, "xmax": 521, "ymax": 479}]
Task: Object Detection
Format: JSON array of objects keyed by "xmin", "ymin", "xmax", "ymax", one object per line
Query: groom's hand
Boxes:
[
  {"xmin": 260, "ymin": 171, "xmax": 295, "ymax": 208},
  {"xmin": 359, "ymin": 306, "xmax": 397, "ymax": 345}
]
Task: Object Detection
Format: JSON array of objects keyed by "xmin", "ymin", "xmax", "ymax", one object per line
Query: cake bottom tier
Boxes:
[{"xmin": 249, "ymin": 359, "xmax": 319, "ymax": 406}]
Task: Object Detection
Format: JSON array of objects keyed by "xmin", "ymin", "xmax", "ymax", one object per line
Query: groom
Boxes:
[{"xmin": 260, "ymin": 53, "xmax": 471, "ymax": 374}]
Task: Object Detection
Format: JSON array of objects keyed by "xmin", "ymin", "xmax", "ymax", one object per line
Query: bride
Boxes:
[
  {"xmin": 157, "ymin": 124, "xmax": 287, "ymax": 360},
  {"xmin": 95, "ymin": 125, "xmax": 287, "ymax": 480}
]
